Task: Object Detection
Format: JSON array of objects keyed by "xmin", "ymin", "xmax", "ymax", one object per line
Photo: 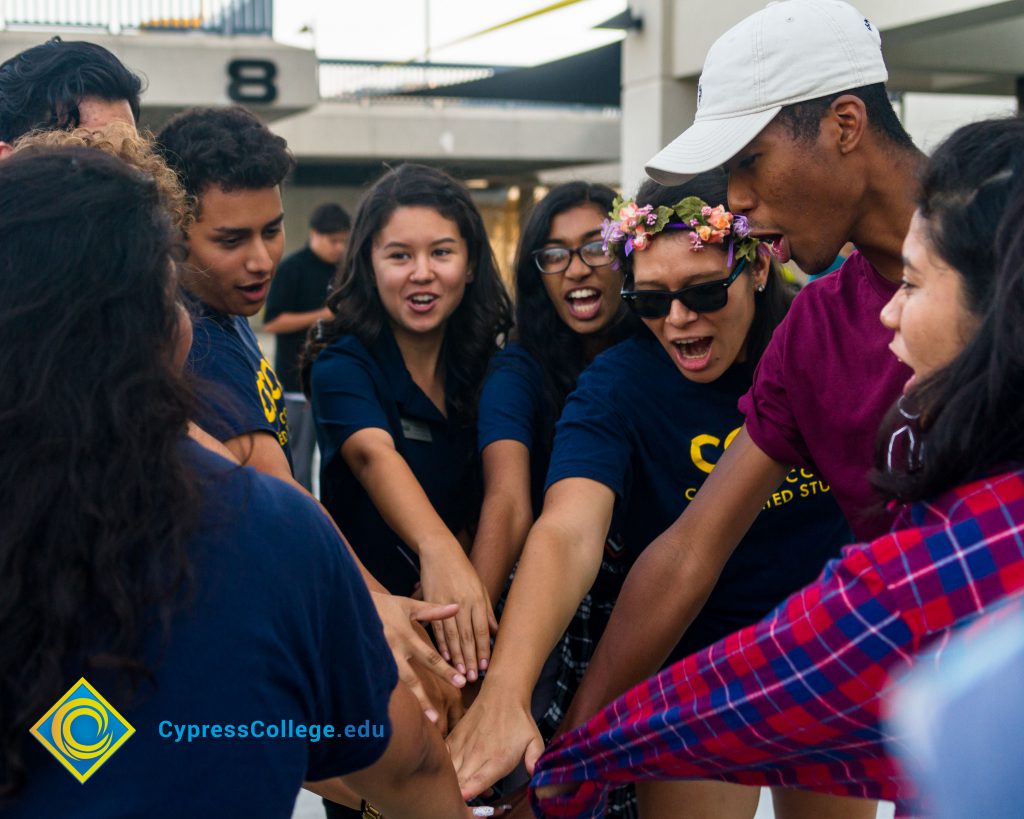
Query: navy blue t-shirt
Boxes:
[
  {"xmin": 187, "ymin": 299, "xmax": 292, "ymax": 467},
  {"xmin": 310, "ymin": 328, "xmax": 477, "ymax": 595},
  {"xmin": 477, "ymin": 342, "xmax": 550, "ymax": 518},
  {"xmin": 546, "ymin": 333, "xmax": 852, "ymax": 660},
  {"xmin": 12, "ymin": 440, "xmax": 396, "ymax": 818}
]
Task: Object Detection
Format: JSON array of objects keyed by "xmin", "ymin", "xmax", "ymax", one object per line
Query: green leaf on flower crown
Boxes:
[
  {"xmin": 671, "ymin": 196, "xmax": 710, "ymax": 224},
  {"xmin": 609, "ymin": 195, "xmax": 628, "ymax": 217},
  {"xmin": 652, "ymin": 206, "xmax": 673, "ymax": 233}
]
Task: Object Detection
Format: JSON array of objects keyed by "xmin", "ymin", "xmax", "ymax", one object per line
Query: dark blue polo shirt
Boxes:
[
  {"xmin": 477, "ymin": 342, "xmax": 550, "ymax": 518},
  {"xmin": 309, "ymin": 328, "xmax": 477, "ymax": 595},
  {"xmin": 187, "ymin": 299, "xmax": 292, "ymax": 468},
  {"xmin": 11, "ymin": 440, "xmax": 395, "ymax": 818},
  {"xmin": 546, "ymin": 332, "xmax": 853, "ymax": 660}
]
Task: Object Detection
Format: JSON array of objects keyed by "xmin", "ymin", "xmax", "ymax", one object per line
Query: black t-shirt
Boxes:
[{"xmin": 263, "ymin": 246, "xmax": 337, "ymax": 393}]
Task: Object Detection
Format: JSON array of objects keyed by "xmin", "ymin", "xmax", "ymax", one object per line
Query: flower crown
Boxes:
[{"xmin": 601, "ymin": 195, "xmax": 760, "ymax": 266}]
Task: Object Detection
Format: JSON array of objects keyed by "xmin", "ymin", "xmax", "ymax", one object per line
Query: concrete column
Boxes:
[{"xmin": 620, "ymin": 0, "xmax": 698, "ymax": 194}]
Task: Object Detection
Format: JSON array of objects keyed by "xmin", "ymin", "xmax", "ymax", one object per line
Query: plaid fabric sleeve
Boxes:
[{"xmin": 530, "ymin": 471, "xmax": 1024, "ymax": 818}]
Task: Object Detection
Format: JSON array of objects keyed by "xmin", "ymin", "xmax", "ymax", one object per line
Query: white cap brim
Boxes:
[{"xmin": 644, "ymin": 106, "xmax": 782, "ymax": 186}]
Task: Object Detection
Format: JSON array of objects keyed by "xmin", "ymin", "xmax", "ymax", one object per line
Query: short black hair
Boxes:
[
  {"xmin": 775, "ymin": 83, "xmax": 914, "ymax": 149},
  {"xmin": 0, "ymin": 37, "xmax": 142, "ymax": 143},
  {"xmin": 309, "ymin": 203, "xmax": 351, "ymax": 234},
  {"xmin": 154, "ymin": 106, "xmax": 295, "ymax": 201}
]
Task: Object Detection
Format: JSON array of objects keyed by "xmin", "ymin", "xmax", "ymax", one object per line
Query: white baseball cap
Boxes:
[{"xmin": 645, "ymin": 0, "xmax": 888, "ymax": 185}]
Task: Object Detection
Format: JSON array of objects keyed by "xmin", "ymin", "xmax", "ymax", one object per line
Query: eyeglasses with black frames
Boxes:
[
  {"xmin": 620, "ymin": 257, "xmax": 749, "ymax": 318},
  {"xmin": 531, "ymin": 240, "xmax": 612, "ymax": 275}
]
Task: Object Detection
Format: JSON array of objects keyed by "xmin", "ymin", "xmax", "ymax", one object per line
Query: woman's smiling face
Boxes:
[{"xmin": 538, "ymin": 204, "xmax": 622, "ymax": 335}]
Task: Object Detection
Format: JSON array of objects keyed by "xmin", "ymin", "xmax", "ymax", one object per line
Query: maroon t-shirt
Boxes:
[{"xmin": 739, "ymin": 251, "xmax": 911, "ymax": 540}]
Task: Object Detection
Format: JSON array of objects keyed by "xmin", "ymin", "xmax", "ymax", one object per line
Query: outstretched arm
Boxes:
[
  {"xmin": 224, "ymin": 430, "xmax": 468, "ymax": 714},
  {"xmin": 448, "ymin": 478, "xmax": 615, "ymax": 800},
  {"xmin": 561, "ymin": 428, "xmax": 789, "ymax": 732},
  {"xmin": 470, "ymin": 439, "xmax": 535, "ymax": 604},
  {"xmin": 531, "ymin": 537, "xmax": 908, "ymax": 818},
  {"xmin": 342, "ymin": 427, "xmax": 496, "ymax": 683}
]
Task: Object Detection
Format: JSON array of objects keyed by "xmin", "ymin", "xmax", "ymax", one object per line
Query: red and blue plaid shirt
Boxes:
[{"xmin": 530, "ymin": 468, "xmax": 1024, "ymax": 818}]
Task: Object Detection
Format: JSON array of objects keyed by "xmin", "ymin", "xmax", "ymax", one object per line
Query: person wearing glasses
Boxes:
[
  {"xmin": 466, "ymin": 182, "xmax": 639, "ymax": 809},
  {"xmin": 448, "ymin": 172, "xmax": 850, "ymax": 817}
]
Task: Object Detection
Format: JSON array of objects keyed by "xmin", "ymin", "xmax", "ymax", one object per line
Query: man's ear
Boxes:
[
  {"xmin": 0, "ymin": 141, "xmax": 15, "ymax": 161},
  {"xmin": 830, "ymin": 95, "xmax": 868, "ymax": 156}
]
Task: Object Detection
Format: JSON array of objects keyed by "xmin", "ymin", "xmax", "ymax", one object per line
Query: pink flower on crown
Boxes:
[
  {"xmin": 689, "ymin": 233, "xmax": 704, "ymax": 251},
  {"xmin": 617, "ymin": 203, "xmax": 639, "ymax": 229},
  {"xmin": 696, "ymin": 225, "xmax": 713, "ymax": 242},
  {"xmin": 633, "ymin": 228, "xmax": 650, "ymax": 251},
  {"xmin": 707, "ymin": 205, "xmax": 733, "ymax": 231},
  {"xmin": 710, "ymin": 228, "xmax": 728, "ymax": 243}
]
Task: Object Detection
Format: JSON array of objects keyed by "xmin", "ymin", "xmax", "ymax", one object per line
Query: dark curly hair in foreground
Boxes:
[
  {"xmin": 155, "ymin": 105, "xmax": 295, "ymax": 206},
  {"xmin": 0, "ymin": 148, "xmax": 198, "ymax": 799},
  {"xmin": 0, "ymin": 36, "xmax": 142, "ymax": 143},
  {"xmin": 304, "ymin": 163, "xmax": 513, "ymax": 429}
]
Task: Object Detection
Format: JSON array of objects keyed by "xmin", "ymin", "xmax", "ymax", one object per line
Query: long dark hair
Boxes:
[
  {"xmin": 628, "ymin": 169, "xmax": 793, "ymax": 365},
  {"xmin": 874, "ymin": 117, "xmax": 1024, "ymax": 503},
  {"xmin": 514, "ymin": 181, "xmax": 639, "ymax": 447},
  {"xmin": 0, "ymin": 149, "xmax": 197, "ymax": 797},
  {"xmin": 305, "ymin": 163, "xmax": 512, "ymax": 426}
]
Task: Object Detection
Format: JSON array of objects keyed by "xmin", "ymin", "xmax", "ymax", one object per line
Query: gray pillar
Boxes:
[{"xmin": 620, "ymin": 0, "xmax": 698, "ymax": 194}]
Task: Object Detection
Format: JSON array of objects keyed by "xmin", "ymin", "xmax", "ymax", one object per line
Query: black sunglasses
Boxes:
[
  {"xmin": 620, "ymin": 257, "xmax": 749, "ymax": 318},
  {"xmin": 532, "ymin": 239, "xmax": 612, "ymax": 275}
]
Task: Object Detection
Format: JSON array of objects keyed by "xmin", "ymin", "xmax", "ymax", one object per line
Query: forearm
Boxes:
[
  {"xmin": 563, "ymin": 427, "xmax": 789, "ymax": 730},
  {"xmin": 560, "ymin": 529, "xmax": 719, "ymax": 732},
  {"xmin": 532, "ymin": 548, "xmax": 905, "ymax": 815},
  {"xmin": 351, "ymin": 444, "xmax": 459, "ymax": 556},
  {"xmin": 470, "ymin": 489, "xmax": 533, "ymax": 603},
  {"xmin": 303, "ymin": 778, "xmax": 361, "ymax": 809},
  {"xmin": 484, "ymin": 507, "xmax": 607, "ymax": 704},
  {"xmin": 341, "ymin": 682, "xmax": 467, "ymax": 819},
  {"xmin": 263, "ymin": 307, "xmax": 331, "ymax": 335}
]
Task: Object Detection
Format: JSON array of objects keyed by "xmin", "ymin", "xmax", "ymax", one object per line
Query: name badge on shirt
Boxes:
[{"xmin": 401, "ymin": 417, "xmax": 433, "ymax": 443}]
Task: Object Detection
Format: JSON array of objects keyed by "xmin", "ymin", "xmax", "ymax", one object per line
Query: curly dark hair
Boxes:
[
  {"xmin": 304, "ymin": 163, "xmax": 512, "ymax": 428},
  {"xmin": 624, "ymin": 169, "xmax": 793, "ymax": 366},
  {"xmin": 13, "ymin": 123, "xmax": 193, "ymax": 232},
  {"xmin": 513, "ymin": 181, "xmax": 639, "ymax": 451},
  {"xmin": 873, "ymin": 117, "xmax": 1024, "ymax": 503},
  {"xmin": 154, "ymin": 105, "xmax": 295, "ymax": 205},
  {"xmin": 0, "ymin": 148, "xmax": 198, "ymax": 799},
  {"xmin": 0, "ymin": 36, "xmax": 142, "ymax": 143}
]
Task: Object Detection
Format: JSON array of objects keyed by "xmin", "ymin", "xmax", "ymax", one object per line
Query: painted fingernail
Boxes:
[
  {"xmin": 479, "ymin": 658, "xmax": 488, "ymax": 671},
  {"xmin": 457, "ymin": 663, "xmax": 466, "ymax": 675},
  {"xmin": 443, "ymin": 651, "xmax": 451, "ymax": 661},
  {"xmin": 425, "ymin": 708, "xmax": 439, "ymax": 722},
  {"xmin": 452, "ymin": 673, "xmax": 467, "ymax": 686},
  {"xmin": 467, "ymin": 669, "xmax": 478, "ymax": 682}
]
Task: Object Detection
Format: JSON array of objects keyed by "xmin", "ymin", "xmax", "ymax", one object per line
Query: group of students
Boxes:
[{"xmin": 2, "ymin": 1, "xmax": 1024, "ymax": 818}]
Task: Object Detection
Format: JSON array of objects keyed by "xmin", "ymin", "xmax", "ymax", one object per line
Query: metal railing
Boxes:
[
  {"xmin": 1, "ymin": 0, "xmax": 273, "ymax": 35},
  {"xmin": 319, "ymin": 59, "xmax": 504, "ymax": 101}
]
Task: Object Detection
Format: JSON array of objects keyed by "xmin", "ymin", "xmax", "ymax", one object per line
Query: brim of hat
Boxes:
[{"xmin": 644, "ymin": 106, "xmax": 782, "ymax": 186}]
